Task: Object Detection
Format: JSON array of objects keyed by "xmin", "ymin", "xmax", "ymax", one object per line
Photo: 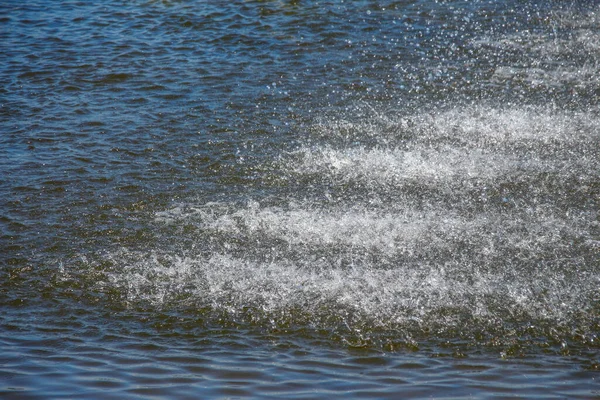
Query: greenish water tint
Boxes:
[{"xmin": 1, "ymin": 0, "xmax": 599, "ymax": 398}]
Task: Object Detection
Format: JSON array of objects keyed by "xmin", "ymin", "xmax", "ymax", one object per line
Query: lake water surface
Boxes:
[{"xmin": 1, "ymin": 0, "xmax": 599, "ymax": 398}]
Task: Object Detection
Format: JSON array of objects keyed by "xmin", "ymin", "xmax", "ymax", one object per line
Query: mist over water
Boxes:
[{"xmin": 1, "ymin": 0, "xmax": 599, "ymax": 397}]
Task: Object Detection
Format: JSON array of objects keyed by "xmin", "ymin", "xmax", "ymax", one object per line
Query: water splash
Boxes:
[
  {"xmin": 54, "ymin": 2, "xmax": 600, "ymax": 352},
  {"xmin": 73, "ymin": 103, "xmax": 600, "ymax": 351}
]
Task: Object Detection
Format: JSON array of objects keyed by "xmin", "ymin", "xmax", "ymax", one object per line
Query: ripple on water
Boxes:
[{"xmin": 1, "ymin": 0, "xmax": 600, "ymax": 398}]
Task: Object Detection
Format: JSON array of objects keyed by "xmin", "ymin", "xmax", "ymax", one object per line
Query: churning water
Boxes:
[{"xmin": 1, "ymin": 0, "xmax": 599, "ymax": 398}]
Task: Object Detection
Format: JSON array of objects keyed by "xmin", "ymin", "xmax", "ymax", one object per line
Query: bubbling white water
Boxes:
[
  {"xmin": 67, "ymin": 5, "xmax": 600, "ymax": 347},
  {"xmin": 91, "ymin": 103, "xmax": 599, "ymax": 348}
]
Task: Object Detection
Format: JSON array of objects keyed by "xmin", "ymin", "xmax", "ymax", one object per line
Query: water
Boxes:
[{"xmin": 1, "ymin": 0, "xmax": 599, "ymax": 398}]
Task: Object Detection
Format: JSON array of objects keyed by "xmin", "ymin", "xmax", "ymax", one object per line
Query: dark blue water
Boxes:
[{"xmin": 1, "ymin": 0, "xmax": 599, "ymax": 398}]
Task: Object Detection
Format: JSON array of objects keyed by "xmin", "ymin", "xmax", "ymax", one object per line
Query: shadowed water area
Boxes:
[{"xmin": 1, "ymin": 0, "xmax": 599, "ymax": 398}]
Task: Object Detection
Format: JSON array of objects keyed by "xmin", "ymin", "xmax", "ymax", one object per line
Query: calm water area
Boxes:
[{"xmin": 1, "ymin": 0, "xmax": 599, "ymax": 398}]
